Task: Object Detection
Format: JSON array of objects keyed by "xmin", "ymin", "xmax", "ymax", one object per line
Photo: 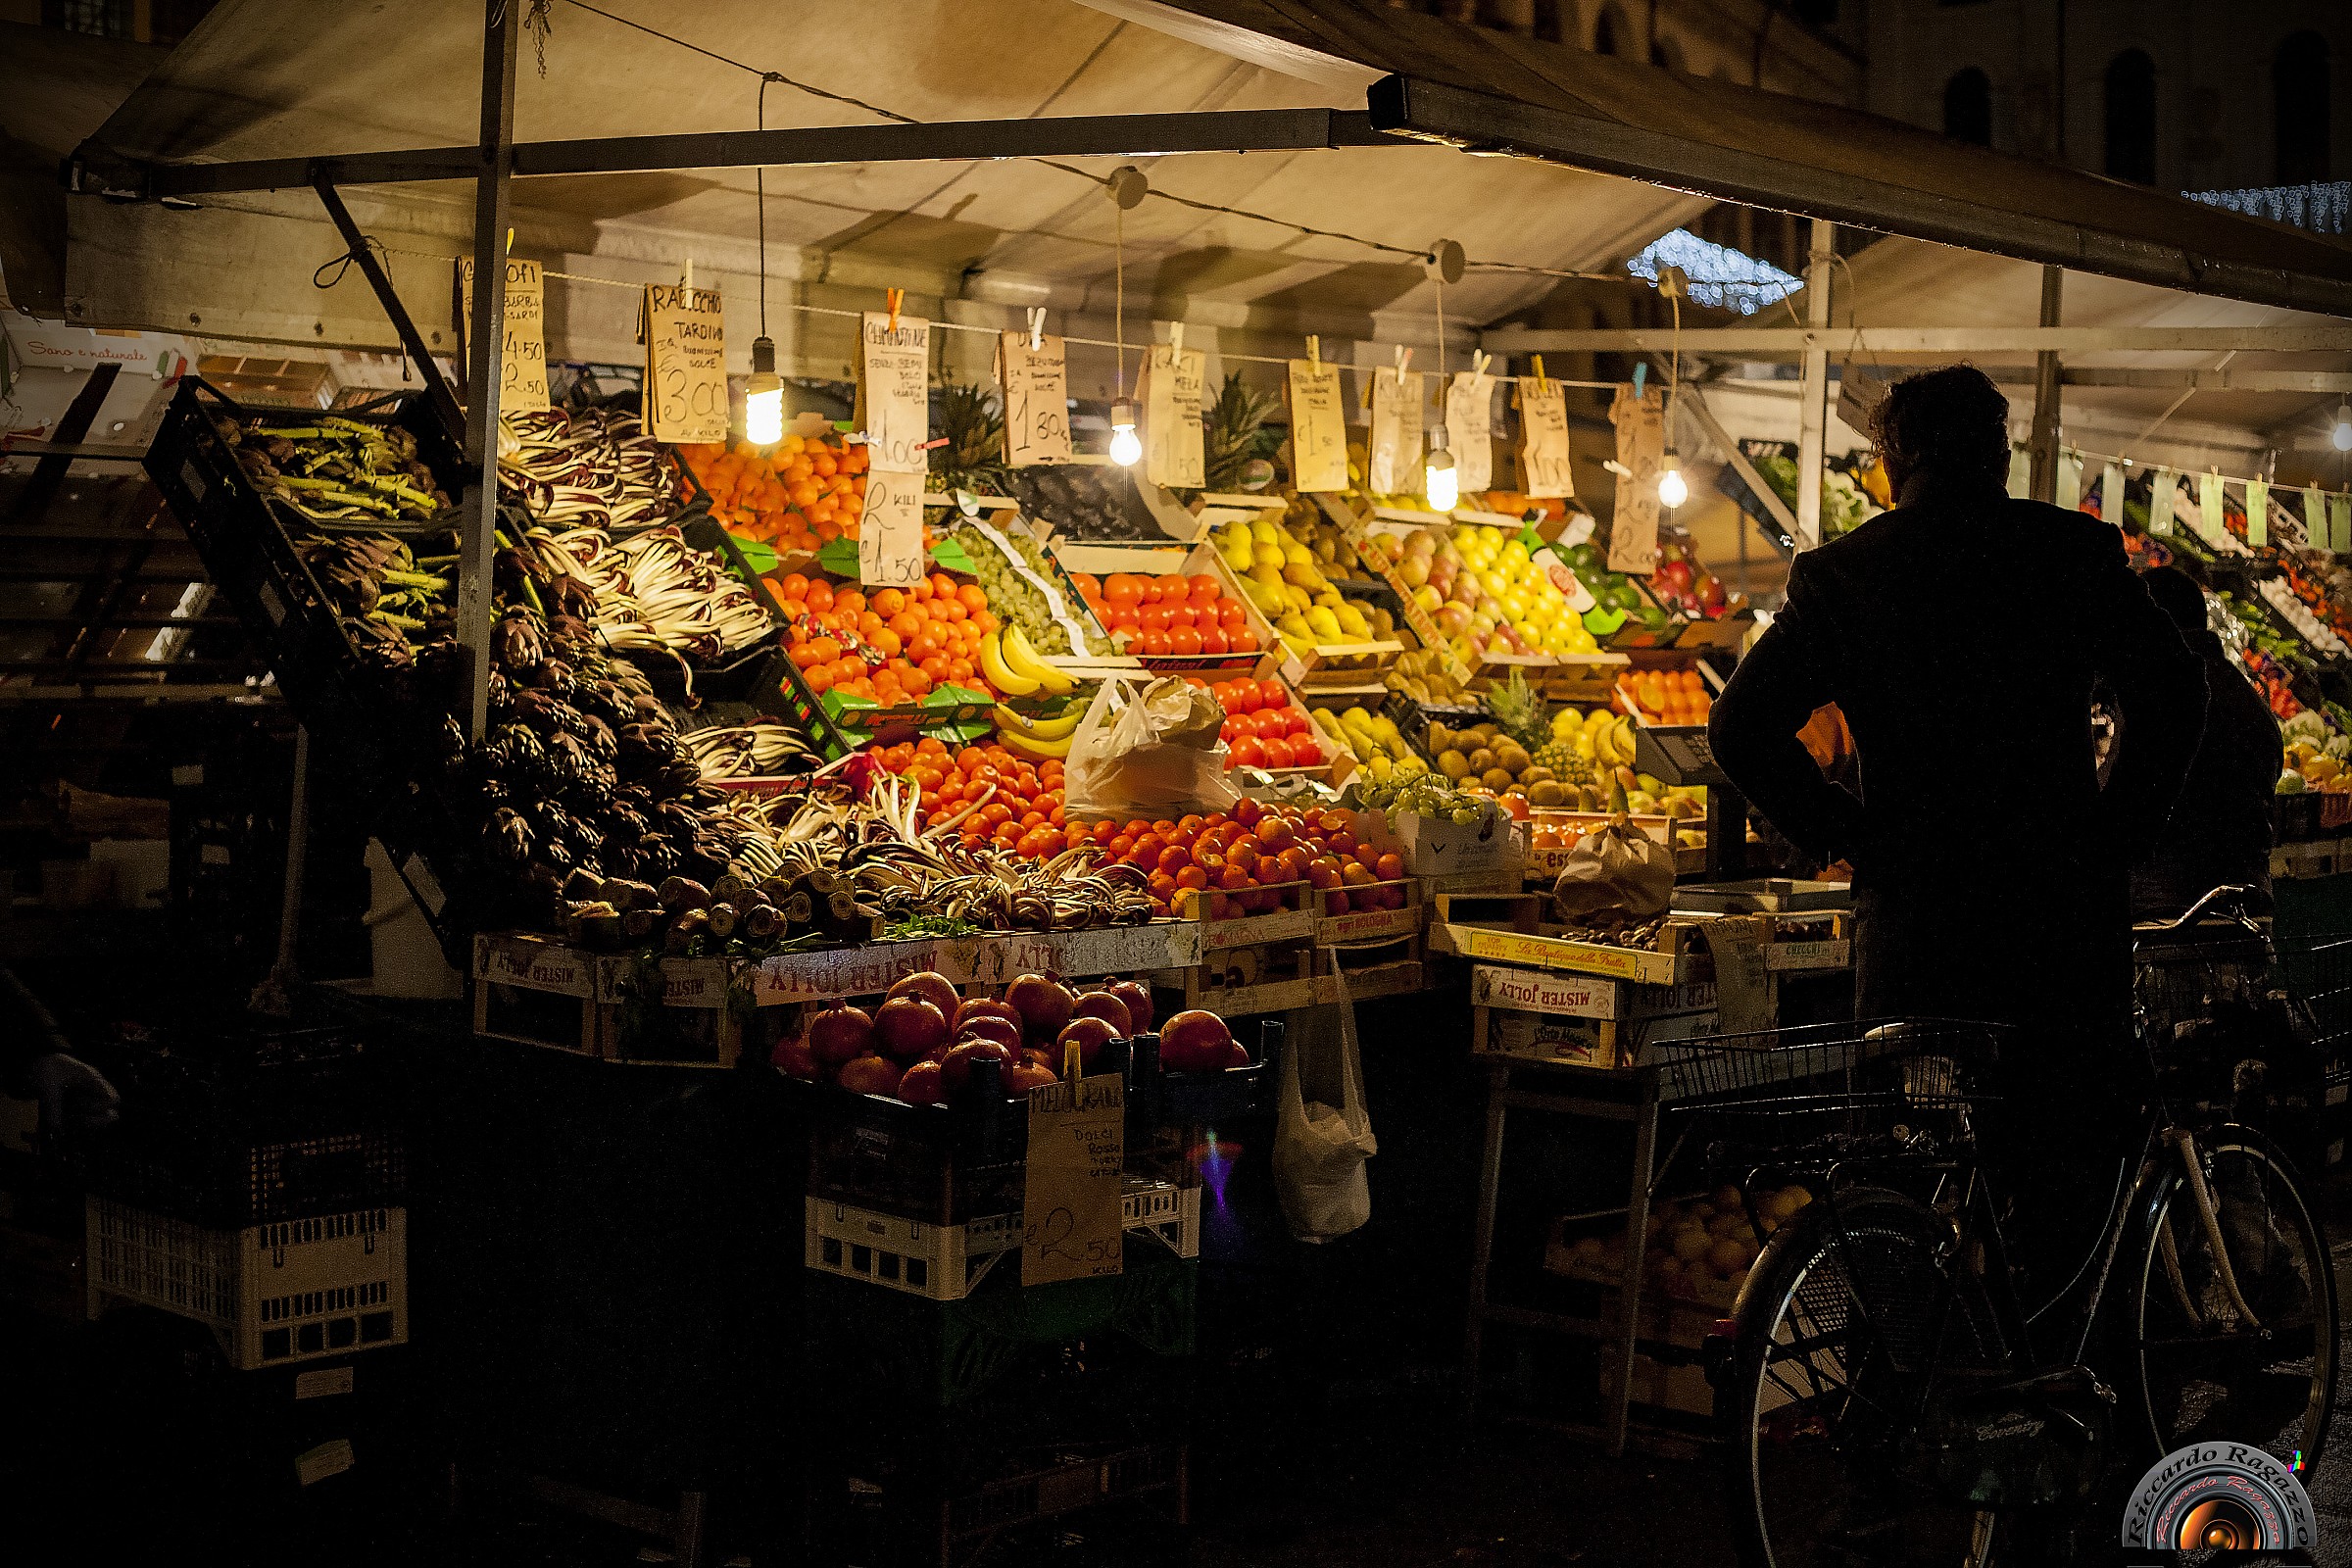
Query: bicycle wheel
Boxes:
[
  {"xmin": 1721, "ymin": 1187, "xmax": 2014, "ymax": 1568},
  {"xmin": 2125, "ymin": 1126, "xmax": 2337, "ymax": 1467}
]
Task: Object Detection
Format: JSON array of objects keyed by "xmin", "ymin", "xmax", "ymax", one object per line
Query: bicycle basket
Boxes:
[{"xmin": 1648, "ymin": 1018, "xmax": 2005, "ymax": 1148}]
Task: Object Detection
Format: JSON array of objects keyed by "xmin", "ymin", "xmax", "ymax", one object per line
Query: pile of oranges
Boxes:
[
  {"xmin": 1623, "ymin": 667, "xmax": 1713, "ymax": 726},
  {"xmin": 1069, "ymin": 570, "xmax": 1261, "ymax": 658},
  {"xmin": 773, "ymin": 571, "xmax": 999, "ymax": 704},
  {"xmin": 678, "ymin": 434, "xmax": 873, "ymax": 553}
]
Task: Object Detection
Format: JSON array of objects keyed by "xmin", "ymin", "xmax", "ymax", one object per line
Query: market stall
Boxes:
[{"xmin": 20, "ymin": 0, "xmax": 2352, "ymax": 1554}]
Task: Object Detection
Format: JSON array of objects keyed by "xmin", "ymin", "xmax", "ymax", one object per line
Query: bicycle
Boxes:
[{"xmin": 1688, "ymin": 887, "xmax": 2338, "ymax": 1566}]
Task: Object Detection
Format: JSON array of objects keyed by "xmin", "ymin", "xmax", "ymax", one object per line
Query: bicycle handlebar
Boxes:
[{"xmin": 2145, "ymin": 884, "xmax": 2266, "ymax": 934}]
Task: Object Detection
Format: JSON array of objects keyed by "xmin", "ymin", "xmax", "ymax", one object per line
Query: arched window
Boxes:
[
  {"xmin": 1533, "ymin": 0, "xmax": 1562, "ymax": 43},
  {"xmin": 2104, "ymin": 49, "xmax": 2158, "ymax": 184},
  {"xmin": 1594, "ymin": 7, "xmax": 1620, "ymax": 56},
  {"xmin": 1943, "ymin": 68, "xmax": 1992, "ymax": 145},
  {"xmin": 2276, "ymin": 32, "xmax": 2332, "ymax": 183}
]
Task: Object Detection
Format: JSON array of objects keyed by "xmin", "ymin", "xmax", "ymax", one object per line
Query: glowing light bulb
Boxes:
[
  {"xmin": 1424, "ymin": 424, "xmax": 1458, "ymax": 512},
  {"xmin": 1108, "ymin": 399, "xmax": 1142, "ymax": 466},
  {"xmin": 2332, "ymin": 400, "xmax": 2352, "ymax": 453},
  {"xmin": 1657, "ymin": 454, "xmax": 1688, "ymax": 509},
  {"xmin": 744, "ymin": 335, "xmax": 783, "ymax": 447}
]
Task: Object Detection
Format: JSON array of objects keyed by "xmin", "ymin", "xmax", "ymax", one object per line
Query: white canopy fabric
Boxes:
[{"xmin": 42, "ymin": 0, "xmax": 1699, "ymax": 387}]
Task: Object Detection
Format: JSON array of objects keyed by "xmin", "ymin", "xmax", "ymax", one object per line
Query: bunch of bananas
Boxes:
[
  {"xmin": 992, "ymin": 698, "xmax": 1085, "ymax": 762},
  {"xmin": 979, "ymin": 623, "xmax": 1075, "ymax": 700}
]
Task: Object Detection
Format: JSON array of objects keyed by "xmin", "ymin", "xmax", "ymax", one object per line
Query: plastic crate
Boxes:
[
  {"xmin": 88, "ymin": 1197, "xmax": 409, "ymax": 1371},
  {"xmin": 806, "ymin": 1180, "xmax": 1200, "ymax": 1300},
  {"xmin": 96, "ymin": 1127, "xmax": 406, "ymax": 1231}
]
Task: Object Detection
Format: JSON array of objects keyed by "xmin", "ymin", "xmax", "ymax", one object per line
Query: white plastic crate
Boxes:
[
  {"xmin": 806, "ymin": 1179, "xmax": 1200, "ymax": 1300},
  {"xmin": 87, "ymin": 1196, "xmax": 409, "ymax": 1370}
]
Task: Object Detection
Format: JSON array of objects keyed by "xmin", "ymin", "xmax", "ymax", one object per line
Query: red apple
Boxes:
[
  {"xmin": 1003, "ymin": 1059, "xmax": 1057, "ymax": 1094},
  {"xmin": 1055, "ymin": 1014, "xmax": 1120, "ymax": 1071},
  {"xmin": 896, "ymin": 1059, "xmax": 945, "ymax": 1104},
  {"xmin": 808, "ymin": 1004, "xmax": 875, "ymax": 1067},
  {"xmin": 836, "ymin": 1054, "xmax": 903, "ymax": 1097},
  {"xmin": 1005, "ymin": 973, "xmax": 1074, "ymax": 1043},
  {"xmin": 953, "ymin": 997, "xmax": 1022, "ymax": 1035},
  {"xmin": 1159, "ymin": 1009, "xmax": 1234, "ymax": 1071},
  {"xmin": 887, "ymin": 971, "xmax": 961, "ymax": 1021},
  {"xmin": 1105, "ymin": 978, "xmax": 1153, "ymax": 1035},
  {"xmin": 770, "ymin": 1035, "xmax": 819, "ymax": 1081},
  {"xmin": 954, "ymin": 1014, "xmax": 1022, "ymax": 1053},
  {"xmin": 875, "ymin": 997, "xmax": 950, "ymax": 1060},
  {"xmin": 939, "ymin": 1038, "xmax": 1013, "ymax": 1096},
  {"xmin": 1069, "ymin": 990, "xmax": 1133, "ymax": 1037}
]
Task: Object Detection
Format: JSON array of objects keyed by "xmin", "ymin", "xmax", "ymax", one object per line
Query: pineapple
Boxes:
[
  {"xmin": 1483, "ymin": 668, "xmax": 1551, "ymax": 754},
  {"xmin": 928, "ymin": 383, "xmax": 1008, "ymax": 496},
  {"xmin": 1202, "ymin": 371, "xmax": 1280, "ymax": 493}
]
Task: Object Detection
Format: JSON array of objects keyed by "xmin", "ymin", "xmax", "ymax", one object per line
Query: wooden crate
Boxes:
[
  {"xmin": 1467, "ymin": 964, "xmax": 1718, "ymax": 1069},
  {"xmin": 1176, "ymin": 880, "xmax": 1314, "ymax": 942},
  {"xmin": 471, "ymin": 933, "xmax": 602, "ymax": 1057},
  {"xmin": 1313, "ymin": 877, "xmax": 1425, "ymax": 942},
  {"xmin": 594, "ymin": 955, "xmax": 743, "ymax": 1068},
  {"xmin": 1156, "ymin": 939, "xmax": 1318, "ymax": 1017},
  {"xmin": 1432, "ymin": 919, "xmax": 1695, "ymax": 987},
  {"xmin": 1318, "ymin": 928, "xmax": 1427, "ymax": 1003}
]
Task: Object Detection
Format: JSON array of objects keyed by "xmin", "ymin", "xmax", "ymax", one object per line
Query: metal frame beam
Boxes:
[
  {"xmin": 2027, "ymin": 266, "xmax": 2064, "ymax": 502},
  {"xmin": 1792, "ymin": 220, "xmax": 1833, "ymax": 550},
  {"xmin": 457, "ymin": 0, "xmax": 517, "ymax": 741},
  {"xmin": 77, "ymin": 109, "xmax": 1393, "ymax": 201},
  {"xmin": 1481, "ymin": 326, "xmax": 2352, "ymax": 355}
]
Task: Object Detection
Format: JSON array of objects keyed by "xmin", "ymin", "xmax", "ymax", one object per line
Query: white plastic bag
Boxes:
[
  {"xmin": 1063, "ymin": 676, "xmax": 1240, "ymax": 819},
  {"xmin": 1272, "ymin": 962, "xmax": 1377, "ymax": 1242}
]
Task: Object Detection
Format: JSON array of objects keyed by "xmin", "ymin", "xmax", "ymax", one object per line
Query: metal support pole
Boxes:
[
  {"xmin": 2027, "ymin": 266, "xmax": 2065, "ymax": 502},
  {"xmin": 1793, "ymin": 220, "xmax": 1835, "ymax": 551},
  {"xmin": 458, "ymin": 0, "xmax": 519, "ymax": 740},
  {"xmin": 313, "ymin": 179, "xmax": 465, "ymax": 442}
]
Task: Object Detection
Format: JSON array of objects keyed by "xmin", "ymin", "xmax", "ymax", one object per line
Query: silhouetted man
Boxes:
[{"xmin": 2131, "ymin": 565, "xmax": 2280, "ymax": 919}]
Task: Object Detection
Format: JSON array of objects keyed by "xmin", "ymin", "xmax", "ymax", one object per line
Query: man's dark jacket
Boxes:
[
  {"xmin": 1708, "ymin": 479, "xmax": 2207, "ymax": 1036},
  {"xmin": 2130, "ymin": 631, "xmax": 2280, "ymax": 917}
]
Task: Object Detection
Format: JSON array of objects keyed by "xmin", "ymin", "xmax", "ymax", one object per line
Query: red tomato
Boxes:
[
  {"xmin": 1255, "ymin": 679, "xmax": 1289, "ymax": 710},
  {"xmin": 1228, "ymin": 681, "xmax": 1261, "ymax": 714},
  {"xmin": 1218, "ymin": 599, "xmax": 1250, "ymax": 628},
  {"xmin": 1169, "ymin": 625, "xmax": 1204, "ymax": 655},
  {"xmin": 1200, "ymin": 627, "xmax": 1230, "ymax": 656},
  {"xmin": 1189, "ymin": 573, "xmax": 1223, "ymax": 602},
  {"xmin": 1259, "ymin": 736, "xmax": 1295, "ymax": 769},
  {"xmin": 1138, "ymin": 629, "xmax": 1173, "ymax": 656},
  {"xmin": 1229, "ymin": 737, "xmax": 1266, "ymax": 769},
  {"xmin": 1285, "ymin": 708, "xmax": 1313, "ymax": 737},
  {"xmin": 1290, "ymin": 735, "xmax": 1322, "ymax": 766},
  {"xmin": 1228, "ymin": 628, "xmax": 1260, "ymax": 654}
]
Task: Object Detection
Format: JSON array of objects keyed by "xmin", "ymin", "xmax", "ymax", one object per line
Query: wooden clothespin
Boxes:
[
  {"xmin": 683, "ymin": 256, "xmax": 693, "ymax": 293},
  {"xmin": 1306, "ymin": 334, "xmax": 1321, "ymax": 367},
  {"xmin": 1392, "ymin": 345, "xmax": 1413, "ymax": 381},
  {"xmin": 1532, "ymin": 354, "xmax": 1549, "ymax": 395},
  {"xmin": 1470, "ymin": 350, "xmax": 1492, "ymax": 387},
  {"xmin": 1169, "ymin": 321, "xmax": 1185, "ymax": 354},
  {"xmin": 1027, "ymin": 308, "xmax": 1046, "ymax": 350},
  {"xmin": 886, "ymin": 287, "xmax": 904, "ymax": 333}
]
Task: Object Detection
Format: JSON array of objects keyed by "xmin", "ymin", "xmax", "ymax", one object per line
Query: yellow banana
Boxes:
[
  {"xmin": 999, "ymin": 726, "xmax": 1074, "ymax": 760},
  {"xmin": 978, "ymin": 631, "xmax": 1040, "ymax": 698},
  {"xmin": 994, "ymin": 704, "xmax": 1082, "ymax": 741},
  {"xmin": 999, "ymin": 623, "xmax": 1075, "ymax": 695}
]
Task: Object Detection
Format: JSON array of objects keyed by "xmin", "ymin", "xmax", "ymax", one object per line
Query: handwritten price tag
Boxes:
[
  {"xmin": 858, "ymin": 311, "xmax": 931, "ymax": 473},
  {"xmin": 858, "ymin": 468, "xmax": 927, "ymax": 588},
  {"xmin": 1517, "ymin": 378, "xmax": 1575, "ymax": 498},
  {"xmin": 1287, "ymin": 358, "xmax": 1349, "ymax": 492},
  {"xmin": 459, "ymin": 257, "xmax": 550, "ymax": 414},
  {"xmin": 999, "ymin": 332, "xmax": 1071, "ymax": 466},
  {"xmin": 643, "ymin": 282, "xmax": 726, "ymax": 443},
  {"xmin": 1608, "ymin": 383, "xmax": 1662, "ymax": 574},
  {"xmin": 1368, "ymin": 366, "xmax": 1424, "ymax": 495},
  {"xmin": 1145, "ymin": 343, "xmax": 1206, "ymax": 489},
  {"xmin": 1022, "ymin": 1073, "xmax": 1126, "ymax": 1285},
  {"xmin": 1446, "ymin": 371, "xmax": 1494, "ymax": 495}
]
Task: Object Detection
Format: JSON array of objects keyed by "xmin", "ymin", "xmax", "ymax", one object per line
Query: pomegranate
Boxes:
[
  {"xmin": 896, "ymin": 1059, "xmax": 946, "ymax": 1105},
  {"xmin": 938, "ymin": 1038, "xmax": 1013, "ymax": 1096},
  {"xmin": 953, "ymin": 1014, "xmax": 1022, "ymax": 1053},
  {"xmin": 770, "ymin": 1035, "xmax": 819, "ymax": 1081},
  {"xmin": 1004, "ymin": 973, "xmax": 1074, "ymax": 1043},
  {"xmin": 1056, "ymin": 1015, "xmax": 1119, "ymax": 1071},
  {"xmin": 1003, "ymin": 1059, "xmax": 1057, "ymax": 1094},
  {"xmin": 1105, "ymin": 978, "xmax": 1153, "ymax": 1035},
  {"xmin": 887, "ymin": 970, "xmax": 962, "ymax": 1021},
  {"xmin": 1222, "ymin": 1038, "xmax": 1252, "ymax": 1069},
  {"xmin": 1159, "ymin": 1009, "xmax": 1234, "ymax": 1071},
  {"xmin": 874, "ymin": 997, "xmax": 950, "ymax": 1061},
  {"xmin": 953, "ymin": 997, "xmax": 1023, "ymax": 1035},
  {"xmin": 1069, "ymin": 990, "xmax": 1133, "ymax": 1037},
  {"xmin": 835, "ymin": 1054, "xmax": 904, "ymax": 1097},
  {"xmin": 807, "ymin": 1004, "xmax": 876, "ymax": 1067}
]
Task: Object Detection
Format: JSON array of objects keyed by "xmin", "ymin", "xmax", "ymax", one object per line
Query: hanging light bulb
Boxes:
[
  {"xmin": 1108, "ymin": 399, "xmax": 1143, "ymax": 466},
  {"xmin": 1424, "ymin": 423, "xmax": 1459, "ymax": 512},
  {"xmin": 1657, "ymin": 454, "xmax": 1688, "ymax": 509},
  {"xmin": 2332, "ymin": 399, "xmax": 2352, "ymax": 453},
  {"xmin": 744, "ymin": 335, "xmax": 783, "ymax": 447}
]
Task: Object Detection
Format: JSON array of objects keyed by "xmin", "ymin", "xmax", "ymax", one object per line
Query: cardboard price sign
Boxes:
[
  {"xmin": 858, "ymin": 311, "xmax": 931, "ymax": 473},
  {"xmin": 858, "ymin": 467, "xmax": 926, "ymax": 588},
  {"xmin": 1144, "ymin": 343, "xmax": 1207, "ymax": 489},
  {"xmin": 643, "ymin": 283, "xmax": 726, "ymax": 443},
  {"xmin": 999, "ymin": 332, "xmax": 1071, "ymax": 466},
  {"xmin": 1608, "ymin": 383, "xmax": 1663, "ymax": 574},
  {"xmin": 1021, "ymin": 1072, "xmax": 1126, "ymax": 1285},
  {"xmin": 458, "ymin": 257, "xmax": 550, "ymax": 415},
  {"xmin": 1446, "ymin": 371, "xmax": 1494, "ymax": 494},
  {"xmin": 1368, "ymin": 366, "xmax": 1424, "ymax": 495},
  {"xmin": 1287, "ymin": 358, "xmax": 1350, "ymax": 492},
  {"xmin": 1517, "ymin": 378, "xmax": 1575, "ymax": 498}
]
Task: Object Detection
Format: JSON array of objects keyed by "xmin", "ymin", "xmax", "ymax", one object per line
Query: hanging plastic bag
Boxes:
[
  {"xmin": 1550, "ymin": 814, "xmax": 1674, "ymax": 924},
  {"xmin": 1063, "ymin": 676, "xmax": 1240, "ymax": 819},
  {"xmin": 1272, "ymin": 961, "xmax": 1377, "ymax": 1243}
]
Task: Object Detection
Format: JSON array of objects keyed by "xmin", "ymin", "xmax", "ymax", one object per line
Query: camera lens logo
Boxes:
[{"xmin": 2123, "ymin": 1444, "xmax": 2317, "ymax": 1562}]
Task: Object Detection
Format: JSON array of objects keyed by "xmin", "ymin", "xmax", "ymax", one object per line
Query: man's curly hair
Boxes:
[{"xmin": 1868, "ymin": 365, "xmax": 2011, "ymax": 493}]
